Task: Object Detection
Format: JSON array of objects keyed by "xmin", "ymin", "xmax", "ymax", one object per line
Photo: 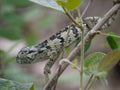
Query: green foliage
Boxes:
[
  {"xmin": 77, "ymin": 39, "xmax": 92, "ymax": 56},
  {"xmin": 30, "ymin": 0, "xmax": 82, "ymax": 12},
  {"xmin": 0, "ymin": 50, "xmax": 15, "ymax": 63},
  {"xmin": 1, "ymin": 0, "xmax": 31, "ymax": 7},
  {"xmin": 0, "ymin": 0, "xmax": 32, "ymax": 40},
  {"xmin": 0, "ymin": 78, "xmax": 34, "ymax": 90},
  {"xmin": 84, "ymin": 40, "xmax": 92, "ymax": 53},
  {"xmin": 106, "ymin": 32, "xmax": 120, "ymax": 50},
  {"xmin": 0, "ymin": 12, "xmax": 23, "ymax": 40},
  {"xmin": 4, "ymin": 64, "xmax": 36, "ymax": 82},
  {"xmin": 98, "ymin": 49, "xmax": 120, "ymax": 72},
  {"xmin": 83, "ymin": 50, "xmax": 120, "ymax": 87},
  {"xmin": 0, "ymin": 0, "xmax": 120, "ymax": 90},
  {"xmin": 84, "ymin": 52, "xmax": 106, "ymax": 75},
  {"xmin": 56, "ymin": 0, "xmax": 82, "ymax": 11},
  {"xmin": 0, "ymin": 0, "xmax": 47, "ymax": 89},
  {"xmin": 84, "ymin": 50, "xmax": 120, "ymax": 79},
  {"xmin": 30, "ymin": 0, "xmax": 63, "ymax": 12}
]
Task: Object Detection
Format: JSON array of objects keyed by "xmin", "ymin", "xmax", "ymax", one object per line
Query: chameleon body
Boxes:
[{"xmin": 16, "ymin": 16, "xmax": 115, "ymax": 74}]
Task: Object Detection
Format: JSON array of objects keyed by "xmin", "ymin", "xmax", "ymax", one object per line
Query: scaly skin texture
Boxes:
[{"xmin": 16, "ymin": 16, "xmax": 115, "ymax": 75}]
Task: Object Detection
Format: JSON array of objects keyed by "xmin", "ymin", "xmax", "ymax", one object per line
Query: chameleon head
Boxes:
[{"xmin": 16, "ymin": 46, "xmax": 38, "ymax": 64}]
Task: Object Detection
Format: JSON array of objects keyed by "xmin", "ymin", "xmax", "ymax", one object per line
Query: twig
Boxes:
[
  {"xmin": 43, "ymin": 4, "xmax": 120, "ymax": 90},
  {"xmin": 84, "ymin": 74, "xmax": 94, "ymax": 90},
  {"xmin": 80, "ymin": 30, "xmax": 85, "ymax": 90},
  {"xmin": 81, "ymin": 0, "xmax": 93, "ymax": 18},
  {"xmin": 87, "ymin": 76, "xmax": 96, "ymax": 90},
  {"xmin": 63, "ymin": 7, "xmax": 84, "ymax": 30}
]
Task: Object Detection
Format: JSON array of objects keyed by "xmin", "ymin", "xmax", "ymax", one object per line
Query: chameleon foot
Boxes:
[{"xmin": 44, "ymin": 65, "xmax": 51, "ymax": 82}]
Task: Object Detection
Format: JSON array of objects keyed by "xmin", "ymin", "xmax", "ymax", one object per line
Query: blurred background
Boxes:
[{"xmin": 0, "ymin": 0, "xmax": 120, "ymax": 90}]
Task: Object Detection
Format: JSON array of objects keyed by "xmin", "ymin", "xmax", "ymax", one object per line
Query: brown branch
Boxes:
[{"xmin": 43, "ymin": 4, "xmax": 120, "ymax": 90}]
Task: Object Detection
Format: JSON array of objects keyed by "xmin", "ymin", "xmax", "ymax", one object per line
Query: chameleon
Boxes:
[{"xmin": 16, "ymin": 15, "xmax": 116, "ymax": 76}]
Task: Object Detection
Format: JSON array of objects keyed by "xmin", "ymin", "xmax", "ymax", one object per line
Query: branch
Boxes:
[
  {"xmin": 43, "ymin": 4, "xmax": 120, "ymax": 90},
  {"xmin": 81, "ymin": 0, "xmax": 93, "ymax": 18}
]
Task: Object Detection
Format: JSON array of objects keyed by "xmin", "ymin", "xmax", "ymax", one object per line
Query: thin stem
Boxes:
[
  {"xmin": 87, "ymin": 76, "xmax": 96, "ymax": 90},
  {"xmin": 84, "ymin": 74, "xmax": 94, "ymax": 90},
  {"xmin": 81, "ymin": 0, "xmax": 92, "ymax": 18},
  {"xmin": 100, "ymin": 32, "xmax": 120, "ymax": 38},
  {"xmin": 77, "ymin": 9, "xmax": 81, "ymax": 19},
  {"xmin": 80, "ymin": 30, "xmax": 85, "ymax": 90},
  {"xmin": 61, "ymin": 59, "xmax": 80, "ymax": 71},
  {"xmin": 63, "ymin": 7, "xmax": 84, "ymax": 30},
  {"xmin": 76, "ymin": 8, "xmax": 85, "ymax": 90}
]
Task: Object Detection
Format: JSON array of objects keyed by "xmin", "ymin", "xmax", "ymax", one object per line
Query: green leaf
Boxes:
[
  {"xmin": 106, "ymin": 32, "xmax": 120, "ymax": 50},
  {"xmin": 57, "ymin": 0, "xmax": 82, "ymax": 11},
  {"xmin": 84, "ymin": 40, "xmax": 91, "ymax": 52},
  {"xmin": 84, "ymin": 52, "xmax": 105, "ymax": 67},
  {"xmin": 98, "ymin": 49, "xmax": 120, "ymax": 72},
  {"xmin": 0, "ymin": 78, "xmax": 34, "ymax": 90},
  {"xmin": 84, "ymin": 52, "xmax": 105, "ymax": 75},
  {"xmin": 29, "ymin": 0, "xmax": 63, "ymax": 12},
  {"xmin": 77, "ymin": 39, "xmax": 92, "ymax": 56}
]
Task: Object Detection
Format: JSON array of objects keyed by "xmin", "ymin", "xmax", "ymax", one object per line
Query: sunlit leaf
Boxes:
[
  {"xmin": 84, "ymin": 52, "xmax": 105, "ymax": 67},
  {"xmin": 29, "ymin": 0, "xmax": 63, "ymax": 12},
  {"xmin": 57, "ymin": 0, "xmax": 82, "ymax": 11},
  {"xmin": 84, "ymin": 52, "xmax": 105, "ymax": 75},
  {"xmin": 98, "ymin": 49, "xmax": 120, "ymax": 72},
  {"xmin": 0, "ymin": 78, "xmax": 34, "ymax": 90},
  {"xmin": 106, "ymin": 32, "xmax": 120, "ymax": 50}
]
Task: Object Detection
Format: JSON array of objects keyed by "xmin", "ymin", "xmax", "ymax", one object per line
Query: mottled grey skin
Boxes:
[
  {"xmin": 16, "ymin": 24, "xmax": 86, "ymax": 64},
  {"xmin": 16, "ymin": 16, "xmax": 115, "ymax": 64},
  {"xmin": 16, "ymin": 16, "xmax": 115, "ymax": 74}
]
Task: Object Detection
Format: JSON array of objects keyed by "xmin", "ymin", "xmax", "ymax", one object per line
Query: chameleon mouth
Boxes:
[{"xmin": 16, "ymin": 56, "xmax": 32, "ymax": 64}]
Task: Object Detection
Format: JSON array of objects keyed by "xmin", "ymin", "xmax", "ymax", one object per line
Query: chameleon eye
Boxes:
[
  {"xmin": 20, "ymin": 52, "xmax": 25, "ymax": 55},
  {"xmin": 21, "ymin": 47, "xmax": 30, "ymax": 53}
]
